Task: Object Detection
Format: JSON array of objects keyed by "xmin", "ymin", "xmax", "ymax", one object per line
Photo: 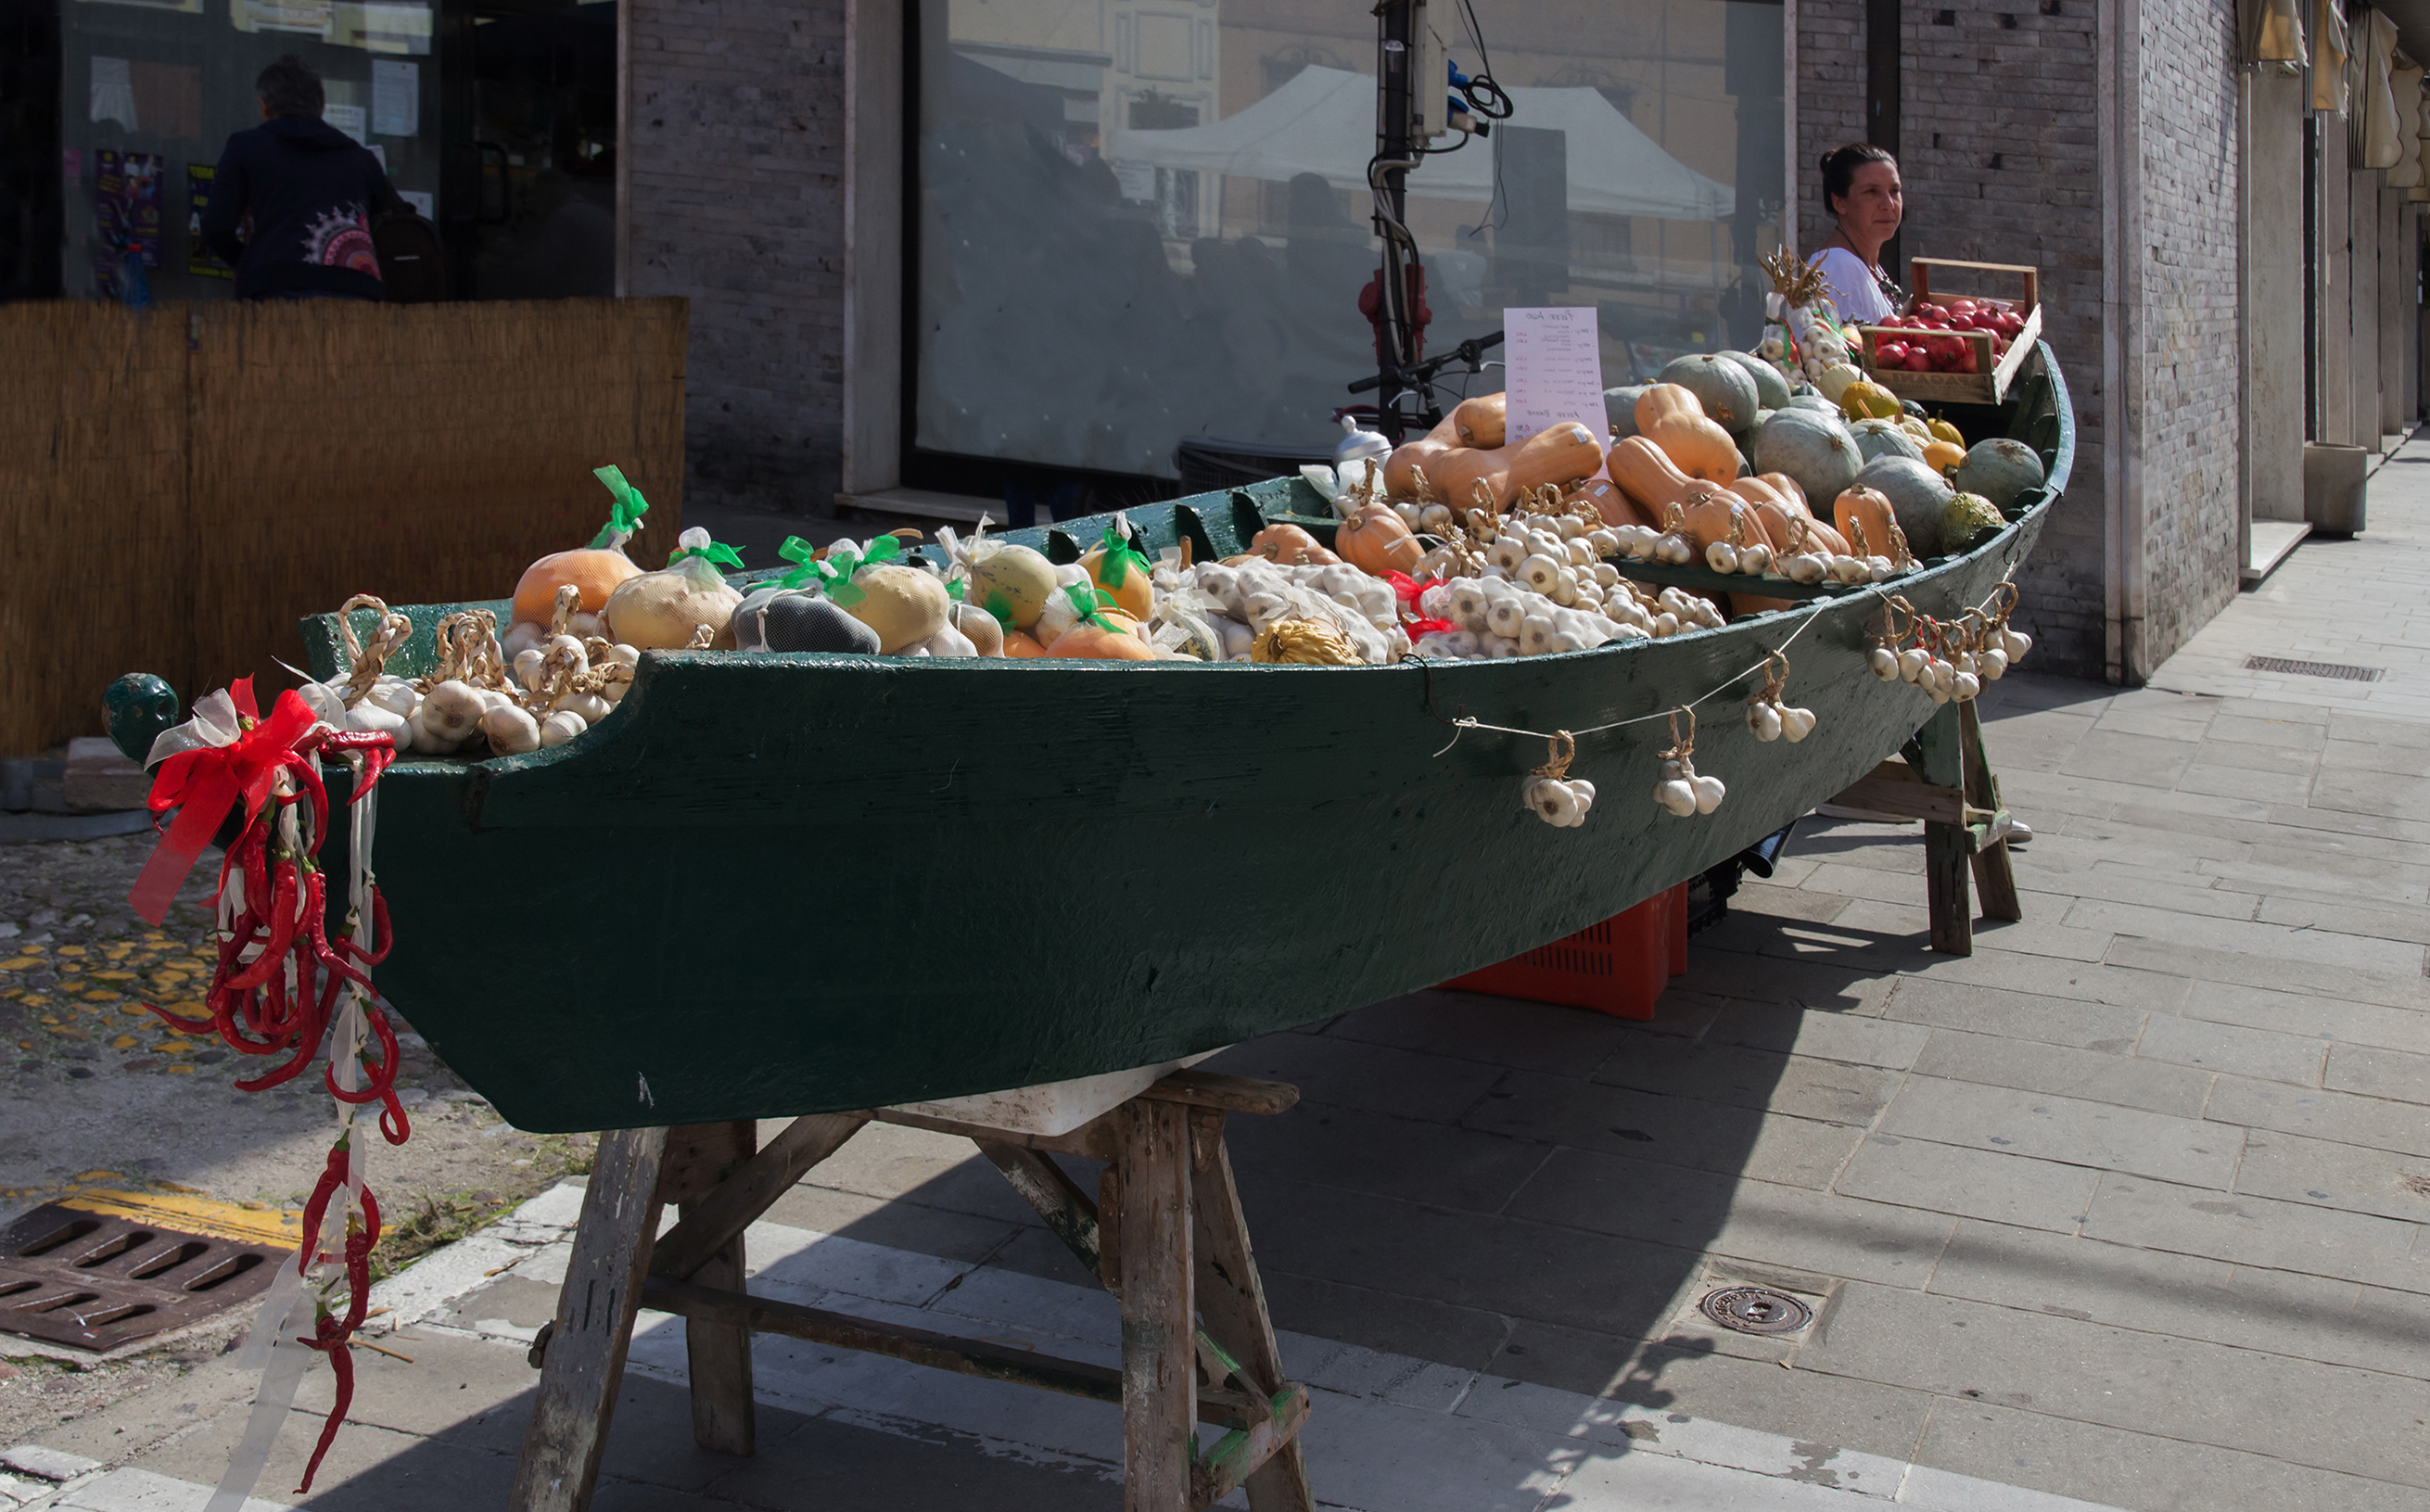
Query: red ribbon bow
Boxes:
[{"xmin": 127, "ymin": 679, "xmax": 320, "ymax": 925}]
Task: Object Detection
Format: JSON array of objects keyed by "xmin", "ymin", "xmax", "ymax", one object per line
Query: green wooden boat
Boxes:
[{"xmin": 113, "ymin": 351, "xmax": 2071, "ymax": 1135}]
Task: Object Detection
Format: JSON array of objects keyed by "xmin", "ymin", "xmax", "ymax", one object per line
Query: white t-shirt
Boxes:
[{"xmin": 1809, "ymin": 247, "xmax": 1896, "ymax": 324}]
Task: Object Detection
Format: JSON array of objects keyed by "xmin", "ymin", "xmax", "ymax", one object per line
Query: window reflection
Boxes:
[{"xmin": 916, "ymin": 0, "xmax": 1784, "ymax": 480}]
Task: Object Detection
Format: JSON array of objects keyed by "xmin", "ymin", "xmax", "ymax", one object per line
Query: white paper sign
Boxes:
[
  {"xmin": 398, "ymin": 189, "xmax": 431, "ymax": 218},
  {"xmin": 324, "ymin": 103, "xmax": 367, "ymax": 142},
  {"xmin": 1501, "ymin": 306, "xmax": 1607, "ymax": 446},
  {"xmin": 372, "ymin": 59, "xmax": 418, "ymax": 137}
]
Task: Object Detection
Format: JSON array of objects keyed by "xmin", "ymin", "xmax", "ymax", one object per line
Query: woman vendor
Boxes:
[{"xmin": 1810, "ymin": 143, "xmax": 1904, "ymax": 324}]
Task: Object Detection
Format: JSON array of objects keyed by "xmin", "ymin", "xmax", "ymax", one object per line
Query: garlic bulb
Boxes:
[
  {"xmin": 1739, "ymin": 544, "xmax": 1775, "ymax": 576},
  {"xmin": 1747, "ymin": 701, "xmax": 1783, "ymax": 742},
  {"xmin": 1653, "ymin": 777, "xmax": 1698, "ymax": 817},
  {"xmin": 1780, "ymin": 706, "xmax": 1817, "ymax": 743},
  {"xmin": 1706, "ymin": 541, "xmax": 1740, "ymax": 574},
  {"xmin": 1692, "ymin": 773, "xmax": 1727, "ymax": 814},
  {"xmin": 1869, "ymin": 647, "xmax": 1901, "ymax": 680},
  {"xmin": 1523, "ymin": 775, "xmax": 1583, "ymax": 827},
  {"xmin": 481, "ymin": 703, "xmax": 541, "ymax": 755},
  {"xmin": 539, "ymin": 709, "xmax": 587, "ymax": 748}
]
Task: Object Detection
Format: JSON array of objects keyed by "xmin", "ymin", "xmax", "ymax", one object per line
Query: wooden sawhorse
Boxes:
[
  {"xmin": 507, "ymin": 1070, "xmax": 1315, "ymax": 1512},
  {"xmin": 1826, "ymin": 698, "xmax": 2024, "ymax": 955}
]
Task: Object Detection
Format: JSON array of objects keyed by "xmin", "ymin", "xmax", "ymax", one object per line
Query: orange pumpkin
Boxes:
[
  {"xmin": 1080, "ymin": 543, "xmax": 1154, "ymax": 620},
  {"xmin": 1048, "ymin": 622, "xmax": 1159, "ymax": 661},
  {"xmin": 514, "ymin": 547, "xmax": 641, "ymax": 626},
  {"xmin": 1249, "ymin": 522, "xmax": 1339, "ymax": 565},
  {"xmin": 1922, "ymin": 438, "xmax": 1966, "ymax": 475},
  {"xmin": 1336, "ymin": 502, "xmax": 1426, "ymax": 577},
  {"xmin": 1002, "ymin": 630, "xmax": 1049, "ymax": 658},
  {"xmin": 1451, "ymin": 392, "xmax": 1508, "ymax": 449}
]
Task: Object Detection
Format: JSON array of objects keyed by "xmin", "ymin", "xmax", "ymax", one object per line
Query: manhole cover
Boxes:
[
  {"xmin": 2243, "ymin": 655, "xmax": 2384, "ymax": 682},
  {"xmin": 1698, "ymin": 1285, "xmax": 1814, "ymax": 1336},
  {"xmin": 0, "ymin": 1202, "xmax": 289, "ymax": 1352}
]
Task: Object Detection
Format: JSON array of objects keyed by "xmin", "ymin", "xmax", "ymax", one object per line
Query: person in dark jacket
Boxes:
[{"xmin": 201, "ymin": 55, "xmax": 401, "ymax": 300}]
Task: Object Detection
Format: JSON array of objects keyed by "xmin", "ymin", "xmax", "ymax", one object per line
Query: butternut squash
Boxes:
[
  {"xmin": 1451, "ymin": 392, "xmax": 1508, "ymax": 449},
  {"xmin": 1633, "ymin": 384, "xmax": 1739, "ymax": 485},
  {"xmin": 1424, "ymin": 422, "xmax": 1604, "ymax": 512},
  {"xmin": 1832, "ymin": 487, "xmax": 1903, "ymax": 561},
  {"xmin": 1605, "ymin": 436, "xmax": 1703, "ymax": 520},
  {"xmin": 1757, "ymin": 471, "xmax": 1812, "ymax": 512},
  {"xmin": 1671, "ymin": 489, "xmax": 1776, "ymax": 553},
  {"xmin": 1382, "ymin": 411, "xmax": 1461, "ymax": 497},
  {"xmin": 1562, "ymin": 476, "xmax": 1632, "ymax": 528},
  {"xmin": 1726, "ymin": 476, "xmax": 1848, "ymax": 555},
  {"xmin": 1336, "ymin": 502, "xmax": 1426, "ymax": 577}
]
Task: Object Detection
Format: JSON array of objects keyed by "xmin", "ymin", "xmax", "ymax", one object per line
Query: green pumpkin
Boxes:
[
  {"xmin": 1952, "ymin": 437, "xmax": 2049, "ymax": 512},
  {"xmin": 1850, "ymin": 418, "xmax": 1925, "ymax": 466},
  {"xmin": 1604, "ymin": 384, "xmax": 1651, "ymax": 439}
]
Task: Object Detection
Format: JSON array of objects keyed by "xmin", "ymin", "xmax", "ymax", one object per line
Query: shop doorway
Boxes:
[
  {"xmin": 440, "ymin": 0, "xmax": 615, "ymax": 299},
  {"xmin": 0, "ymin": 1, "xmax": 63, "ymax": 301}
]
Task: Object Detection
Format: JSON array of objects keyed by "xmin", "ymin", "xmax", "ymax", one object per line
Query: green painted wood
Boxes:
[{"xmin": 171, "ymin": 349, "xmax": 2075, "ymax": 1135}]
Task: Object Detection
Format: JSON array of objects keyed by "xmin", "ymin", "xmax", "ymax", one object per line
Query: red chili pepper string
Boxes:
[{"xmin": 292, "ymin": 1185, "xmax": 380, "ymax": 1496}]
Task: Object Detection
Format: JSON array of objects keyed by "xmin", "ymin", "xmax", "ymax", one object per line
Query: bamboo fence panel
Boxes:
[
  {"xmin": 184, "ymin": 298, "xmax": 687, "ymax": 703},
  {"xmin": 0, "ymin": 297, "xmax": 685, "ymax": 755},
  {"xmin": 0, "ymin": 304, "xmax": 192, "ymax": 756}
]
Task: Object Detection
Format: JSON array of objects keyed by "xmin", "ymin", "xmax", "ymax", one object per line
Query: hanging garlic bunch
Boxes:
[
  {"xmin": 1650, "ymin": 707, "xmax": 1726, "ymax": 818},
  {"xmin": 1835, "ymin": 515, "xmax": 1912, "ymax": 586},
  {"xmin": 1702, "ymin": 505, "xmax": 1776, "ymax": 578},
  {"xmin": 1744, "ymin": 650, "xmax": 1819, "ymax": 744},
  {"xmin": 1520, "ymin": 731, "xmax": 1597, "ymax": 828}
]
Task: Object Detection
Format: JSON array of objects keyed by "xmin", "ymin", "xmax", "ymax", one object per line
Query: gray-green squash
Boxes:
[
  {"xmin": 1658, "ymin": 354, "xmax": 1762, "ymax": 434},
  {"xmin": 1751, "ymin": 408, "xmax": 1864, "ymax": 512},
  {"xmin": 1717, "ymin": 349, "xmax": 1794, "ymax": 412},
  {"xmin": 1854, "ymin": 455, "xmax": 1956, "ymax": 557},
  {"xmin": 1849, "ymin": 418, "xmax": 1925, "ymax": 466}
]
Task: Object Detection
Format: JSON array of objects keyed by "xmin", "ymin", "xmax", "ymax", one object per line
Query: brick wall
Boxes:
[
  {"xmin": 2133, "ymin": 0, "xmax": 2243, "ymax": 662},
  {"xmin": 626, "ymin": 0, "xmax": 850, "ymax": 514}
]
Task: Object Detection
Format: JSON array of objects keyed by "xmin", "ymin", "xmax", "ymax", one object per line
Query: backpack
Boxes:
[{"xmin": 373, "ymin": 210, "xmax": 448, "ymax": 302}]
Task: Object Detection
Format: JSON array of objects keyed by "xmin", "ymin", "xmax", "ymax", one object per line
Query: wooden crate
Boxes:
[{"xmin": 1855, "ymin": 258, "xmax": 2042, "ymax": 406}]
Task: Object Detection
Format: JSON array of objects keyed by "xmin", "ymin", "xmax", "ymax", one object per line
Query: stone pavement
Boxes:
[{"xmin": 9, "ymin": 441, "xmax": 2430, "ymax": 1508}]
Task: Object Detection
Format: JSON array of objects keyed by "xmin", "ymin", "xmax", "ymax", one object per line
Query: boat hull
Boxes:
[{"xmin": 303, "ymin": 354, "xmax": 2073, "ymax": 1133}]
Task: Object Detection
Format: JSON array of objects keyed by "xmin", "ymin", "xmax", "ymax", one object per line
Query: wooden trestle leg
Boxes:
[
  {"xmin": 1826, "ymin": 698, "xmax": 2027, "ymax": 957},
  {"xmin": 508, "ymin": 1072, "xmax": 1310, "ymax": 1512}
]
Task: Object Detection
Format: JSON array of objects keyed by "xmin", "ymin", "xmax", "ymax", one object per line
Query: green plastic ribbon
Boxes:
[
  {"xmin": 777, "ymin": 536, "xmax": 821, "ymax": 589},
  {"xmin": 1092, "ymin": 521, "xmax": 1151, "ymax": 591},
  {"xmin": 588, "ymin": 465, "xmax": 651, "ymax": 548},
  {"xmin": 668, "ymin": 537, "xmax": 745, "ymax": 571},
  {"xmin": 1066, "ymin": 582, "xmax": 1118, "ymax": 631},
  {"xmin": 982, "ymin": 590, "xmax": 1015, "ymax": 629},
  {"xmin": 802, "ymin": 533, "xmax": 904, "ymax": 608}
]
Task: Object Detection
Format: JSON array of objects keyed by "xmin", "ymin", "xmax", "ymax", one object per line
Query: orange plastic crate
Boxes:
[{"xmin": 1440, "ymin": 882, "xmax": 1688, "ymax": 1021}]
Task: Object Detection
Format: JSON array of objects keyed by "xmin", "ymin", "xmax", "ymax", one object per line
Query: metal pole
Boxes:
[{"xmin": 1373, "ymin": 1, "xmax": 1420, "ymax": 438}]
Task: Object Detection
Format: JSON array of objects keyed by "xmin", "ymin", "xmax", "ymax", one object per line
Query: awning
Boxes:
[{"xmin": 1113, "ymin": 65, "xmax": 1735, "ymax": 222}]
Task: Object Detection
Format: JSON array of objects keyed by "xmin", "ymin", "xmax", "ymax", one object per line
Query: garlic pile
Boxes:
[
  {"xmin": 1603, "ymin": 520, "xmax": 1902, "ymax": 587},
  {"xmin": 1155, "ymin": 557, "xmax": 1407, "ymax": 665},
  {"xmin": 1406, "ymin": 508, "xmax": 1725, "ymax": 661},
  {"xmin": 308, "ymin": 597, "xmax": 638, "ymax": 758}
]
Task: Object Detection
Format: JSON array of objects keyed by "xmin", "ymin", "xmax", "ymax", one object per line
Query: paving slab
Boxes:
[
  {"xmin": 1873, "ymin": 1077, "xmax": 2244, "ymax": 1189},
  {"xmin": 1906, "ymin": 1027, "xmax": 2214, "ymax": 1117}
]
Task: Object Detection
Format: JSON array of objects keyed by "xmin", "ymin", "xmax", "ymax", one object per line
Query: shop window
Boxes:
[
  {"xmin": 45, "ymin": 0, "xmax": 612, "ymax": 303},
  {"xmin": 910, "ymin": 0, "xmax": 1785, "ymax": 486}
]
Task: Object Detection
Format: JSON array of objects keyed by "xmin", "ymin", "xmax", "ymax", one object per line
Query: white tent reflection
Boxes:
[{"xmin": 1112, "ymin": 64, "xmax": 1734, "ymax": 222}]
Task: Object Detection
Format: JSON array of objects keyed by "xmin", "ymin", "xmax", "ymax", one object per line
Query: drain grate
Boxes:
[
  {"xmin": 1698, "ymin": 1285, "xmax": 1815, "ymax": 1336},
  {"xmin": 0, "ymin": 1203, "xmax": 289, "ymax": 1352},
  {"xmin": 2244, "ymin": 655, "xmax": 2384, "ymax": 682}
]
